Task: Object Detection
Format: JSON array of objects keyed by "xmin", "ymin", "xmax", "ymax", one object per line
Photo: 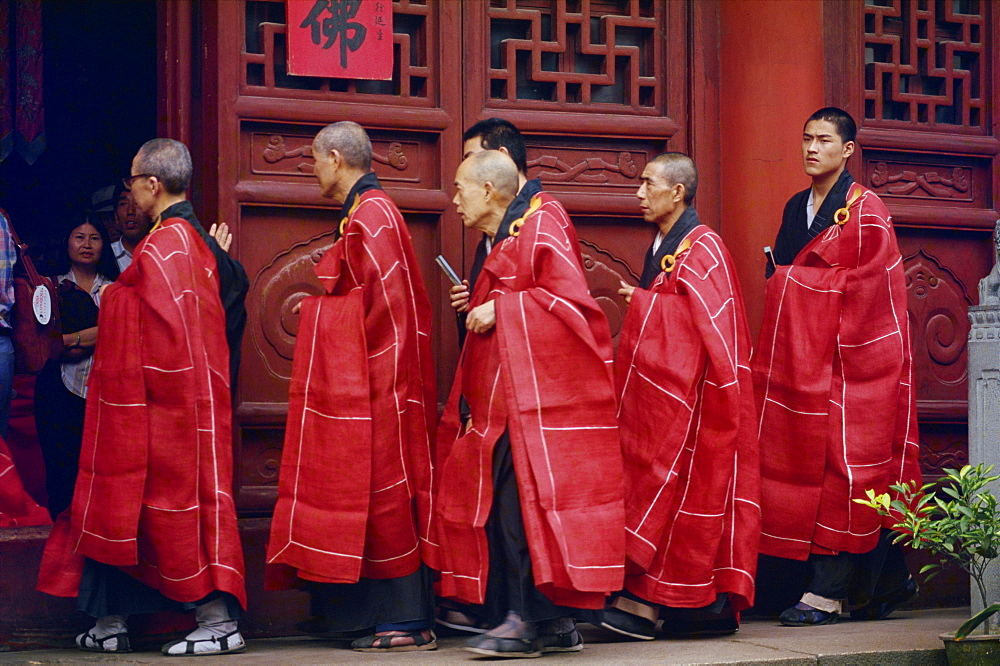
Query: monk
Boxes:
[
  {"xmin": 37, "ymin": 138, "xmax": 247, "ymax": 656},
  {"xmin": 601, "ymin": 153, "xmax": 759, "ymax": 640},
  {"xmin": 449, "ymin": 118, "xmax": 542, "ymax": 347},
  {"xmin": 265, "ymin": 121, "xmax": 438, "ymax": 653},
  {"xmin": 0, "ymin": 435, "xmax": 50, "ymax": 527},
  {"xmin": 432, "ymin": 150, "xmax": 625, "ymax": 658},
  {"xmin": 754, "ymin": 107, "xmax": 920, "ymax": 626}
]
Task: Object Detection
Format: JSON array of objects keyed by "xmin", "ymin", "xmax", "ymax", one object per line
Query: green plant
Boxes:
[{"xmin": 856, "ymin": 463, "xmax": 1000, "ymax": 638}]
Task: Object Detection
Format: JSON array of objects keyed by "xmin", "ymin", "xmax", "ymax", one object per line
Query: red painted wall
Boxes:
[{"xmin": 718, "ymin": 0, "xmax": 825, "ymax": 335}]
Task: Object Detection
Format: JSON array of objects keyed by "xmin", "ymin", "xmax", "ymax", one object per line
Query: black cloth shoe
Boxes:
[
  {"xmin": 662, "ymin": 615, "xmax": 739, "ymax": 638},
  {"xmin": 537, "ymin": 628, "xmax": 583, "ymax": 652},
  {"xmin": 850, "ymin": 577, "xmax": 919, "ymax": 621},
  {"xmin": 599, "ymin": 607, "xmax": 656, "ymax": 640},
  {"xmin": 779, "ymin": 605, "xmax": 839, "ymax": 626},
  {"xmin": 464, "ymin": 632, "xmax": 542, "ymax": 658},
  {"xmin": 294, "ymin": 616, "xmax": 368, "ymax": 641}
]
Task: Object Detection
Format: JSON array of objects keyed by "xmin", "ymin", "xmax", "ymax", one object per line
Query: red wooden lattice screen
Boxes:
[{"xmin": 864, "ymin": 0, "xmax": 987, "ymax": 131}]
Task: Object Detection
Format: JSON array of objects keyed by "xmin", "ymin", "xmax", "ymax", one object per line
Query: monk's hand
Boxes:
[
  {"xmin": 618, "ymin": 280, "xmax": 635, "ymax": 305},
  {"xmin": 209, "ymin": 222, "xmax": 233, "ymax": 254},
  {"xmin": 466, "ymin": 300, "xmax": 496, "ymax": 334},
  {"xmin": 450, "ymin": 280, "xmax": 471, "ymax": 313}
]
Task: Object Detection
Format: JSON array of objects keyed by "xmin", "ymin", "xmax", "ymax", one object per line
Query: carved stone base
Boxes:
[{"xmin": 967, "ymin": 304, "xmax": 1000, "ymax": 616}]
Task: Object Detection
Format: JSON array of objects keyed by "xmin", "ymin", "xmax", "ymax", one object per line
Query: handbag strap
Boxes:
[{"xmin": 0, "ymin": 206, "xmax": 46, "ymax": 287}]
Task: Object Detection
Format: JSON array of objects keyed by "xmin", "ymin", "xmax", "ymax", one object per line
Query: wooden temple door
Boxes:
[
  {"xmin": 162, "ymin": 0, "xmax": 708, "ymax": 629},
  {"xmin": 827, "ymin": 0, "xmax": 999, "ymax": 605},
  {"xmin": 460, "ymin": 1, "xmax": 701, "ymax": 345},
  {"xmin": 174, "ymin": 0, "xmax": 703, "ymax": 522}
]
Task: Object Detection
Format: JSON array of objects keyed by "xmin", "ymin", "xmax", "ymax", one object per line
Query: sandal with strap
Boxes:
[
  {"xmin": 351, "ymin": 629, "xmax": 437, "ymax": 652},
  {"xmin": 76, "ymin": 630, "xmax": 132, "ymax": 653},
  {"xmin": 436, "ymin": 601, "xmax": 491, "ymax": 634},
  {"xmin": 464, "ymin": 633, "xmax": 542, "ymax": 659},
  {"xmin": 161, "ymin": 629, "xmax": 246, "ymax": 656}
]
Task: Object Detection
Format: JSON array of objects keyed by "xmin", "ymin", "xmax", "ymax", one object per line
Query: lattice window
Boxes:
[
  {"xmin": 864, "ymin": 0, "xmax": 988, "ymax": 131},
  {"xmin": 242, "ymin": 0, "xmax": 432, "ymax": 102},
  {"xmin": 488, "ymin": 0, "xmax": 661, "ymax": 111}
]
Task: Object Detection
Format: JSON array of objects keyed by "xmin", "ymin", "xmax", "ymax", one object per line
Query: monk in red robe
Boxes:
[
  {"xmin": 0, "ymin": 435, "xmax": 50, "ymax": 527},
  {"xmin": 432, "ymin": 150, "xmax": 625, "ymax": 658},
  {"xmin": 598, "ymin": 153, "xmax": 759, "ymax": 641},
  {"xmin": 264, "ymin": 121, "xmax": 437, "ymax": 653},
  {"xmin": 37, "ymin": 139, "xmax": 247, "ymax": 656},
  {"xmin": 754, "ymin": 108, "xmax": 920, "ymax": 626}
]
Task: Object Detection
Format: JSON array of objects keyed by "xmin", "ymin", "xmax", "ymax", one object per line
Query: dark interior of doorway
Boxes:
[{"xmin": 0, "ymin": 0, "xmax": 156, "ymax": 267}]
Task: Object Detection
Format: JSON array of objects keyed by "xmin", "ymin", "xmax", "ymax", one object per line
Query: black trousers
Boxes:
[
  {"xmin": 34, "ymin": 361, "xmax": 86, "ymax": 520},
  {"xmin": 807, "ymin": 529, "xmax": 910, "ymax": 605},
  {"xmin": 77, "ymin": 558, "xmax": 241, "ymax": 620},
  {"xmin": 309, "ymin": 565, "xmax": 434, "ymax": 632},
  {"xmin": 482, "ymin": 431, "xmax": 574, "ymax": 625}
]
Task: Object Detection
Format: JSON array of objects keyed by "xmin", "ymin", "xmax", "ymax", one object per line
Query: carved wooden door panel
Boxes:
[
  {"xmin": 195, "ymin": 0, "xmax": 463, "ymax": 515},
  {"xmin": 187, "ymin": 0, "xmax": 700, "ymax": 518},
  {"xmin": 828, "ymin": 0, "xmax": 998, "ymax": 605},
  {"xmin": 462, "ymin": 0, "xmax": 694, "ymax": 344}
]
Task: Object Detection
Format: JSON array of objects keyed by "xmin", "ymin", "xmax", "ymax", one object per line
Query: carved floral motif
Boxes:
[
  {"xmin": 869, "ymin": 161, "xmax": 971, "ymax": 200},
  {"xmin": 904, "ymin": 250, "xmax": 972, "ymax": 395},
  {"xmin": 249, "ymin": 230, "xmax": 336, "ymax": 380},
  {"xmin": 252, "ymin": 133, "xmax": 412, "ymax": 178},
  {"xmin": 529, "ymin": 151, "xmax": 640, "ymax": 184},
  {"xmin": 578, "ymin": 238, "xmax": 639, "ymax": 345}
]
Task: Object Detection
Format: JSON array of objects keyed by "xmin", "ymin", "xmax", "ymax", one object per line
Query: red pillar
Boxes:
[{"xmin": 718, "ymin": 0, "xmax": 825, "ymax": 335}]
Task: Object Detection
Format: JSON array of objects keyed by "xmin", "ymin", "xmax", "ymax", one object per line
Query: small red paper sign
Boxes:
[{"xmin": 286, "ymin": 0, "xmax": 393, "ymax": 80}]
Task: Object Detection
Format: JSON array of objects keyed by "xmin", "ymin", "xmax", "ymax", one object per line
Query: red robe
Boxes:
[
  {"xmin": 753, "ymin": 184, "xmax": 921, "ymax": 560},
  {"xmin": 37, "ymin": 217, "xmax": 247, "ymax": 608},
  {"xmin": 432, "ymin": 193, "xmax": 625, "ymax": 609},
  {"xmin": 616, "ymin": 226, "xmax": 759, "ymax": 611},
  {"xmin": 265, "ymin": 188, "xmax": 436, "ymax": 586},
  {"xmin": 0, "ymin": 435, "xmax": 50, "ymax": 527}
]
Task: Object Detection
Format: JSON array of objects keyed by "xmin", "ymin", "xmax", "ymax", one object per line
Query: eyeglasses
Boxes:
[{"xmin": 122, "ymin": 174, "xmax": 153, "ymax": 189}]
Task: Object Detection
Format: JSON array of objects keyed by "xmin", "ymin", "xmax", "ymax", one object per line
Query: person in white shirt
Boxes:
[
  {"xmin": 34, "ymin": 218, "xmax": 119, "ymax": 519},
  {"xmin": 109, "ymin": 185, "xmax": 152, "ymax": 272}
]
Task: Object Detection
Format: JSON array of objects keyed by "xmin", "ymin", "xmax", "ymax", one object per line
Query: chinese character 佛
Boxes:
[{"xmin": 300, "ymin": 0, "xmax": 367, "ymax": 68}]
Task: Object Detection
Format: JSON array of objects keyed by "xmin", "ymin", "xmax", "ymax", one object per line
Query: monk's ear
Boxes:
[
  {"xmin": 674, "ymin": 183, "xmax": 686, "ymax": 204},
  {"xmin": 842, "ymin": 140, "xmax": 856, "ymax": 160},
  {"xmin": 483, "ymin": 180, "xmax": 495, "ymax": 202},
  {"xmin": 329, "ymin": 148, "xmax": 344, "ymax": 171},
  {"xmin": 147, "ymin": 175, "xmax": 162, "ymax": 197}
]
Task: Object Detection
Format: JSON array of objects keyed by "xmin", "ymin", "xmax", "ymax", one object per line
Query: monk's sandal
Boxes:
[
  {"xmin": 351, "ymin": 629, "xmax": 437, "ymax": 652},
  {"xmin": 76, "ymin": 630, "xmax": 131, "ymax": 653},
  {"xmin": 161, "ymin": 629, "xmax": 246, "ymax": 656}
]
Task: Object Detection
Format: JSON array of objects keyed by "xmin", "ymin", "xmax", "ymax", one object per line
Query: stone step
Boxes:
[{"xmin": 0, "ymin": 608, "xmax": 967, "ymax": 664}]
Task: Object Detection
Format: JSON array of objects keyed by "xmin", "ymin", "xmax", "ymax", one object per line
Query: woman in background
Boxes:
[{"xmin": 35, "ymin": 216, "xmax": 120, "ymax": 519}]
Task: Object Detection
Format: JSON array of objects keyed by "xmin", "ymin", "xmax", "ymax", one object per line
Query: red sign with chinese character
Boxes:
[{"xmin": 286, "ymin": 0, "xmax": 393, "ymax": 80}]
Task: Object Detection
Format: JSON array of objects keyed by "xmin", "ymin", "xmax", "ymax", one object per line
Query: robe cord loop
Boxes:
[
  {"xmin": 508, "ymin": 194, "xmax": 544, "ymax": 238},
  {"xmin": 833, "ymin": 186, "xmax": 863, "ymax": 227},
  {"xmin": 660, "ymin": 237, "xmax": 693, "ymax": 273}
]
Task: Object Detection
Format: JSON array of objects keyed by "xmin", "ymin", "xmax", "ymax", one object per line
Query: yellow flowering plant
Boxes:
[{"xmin": 855, "ymin": 464, "xmax": 1000, "ymax": 638}]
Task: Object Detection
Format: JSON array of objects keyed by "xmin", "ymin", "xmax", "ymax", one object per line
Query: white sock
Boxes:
[
  {"xmin": 78, "ymin": 615, "xmax": 127, "ymax": 651},
  {"xmin": 163, "ymin": 599, "xmax": 243, "ymax": 655}
]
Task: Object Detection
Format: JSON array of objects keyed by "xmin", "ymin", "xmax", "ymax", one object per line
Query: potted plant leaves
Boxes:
[{"xmin": 856, "ymin": 463, "xmax": 1000, "ymax": 665}]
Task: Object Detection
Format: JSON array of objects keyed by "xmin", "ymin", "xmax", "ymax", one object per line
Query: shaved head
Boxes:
[
  {"xmin": 313, "ymin": 121, "xmax": 372, "ymax": 170},
  {"xmin": 453, "ymin": 150, "xmax": 518, "ymax": 236},
  {"xmin": 648, "ymin": 152, "xmax": 698, "ymax": 205},
  {"xmin": 458, "ymin": 150, "xmax": 519, "ymax": 200}
]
